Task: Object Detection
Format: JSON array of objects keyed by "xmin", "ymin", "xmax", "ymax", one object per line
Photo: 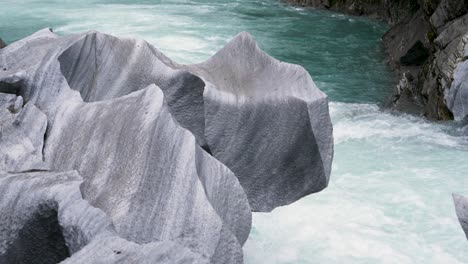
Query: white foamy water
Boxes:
[
  {"xmin": 2, "ymin": 0, "xmax": 468, "ymax": 263},
  {"xmin": 245, "ymin": 102, "xmax": 468, "ymax": 263}
]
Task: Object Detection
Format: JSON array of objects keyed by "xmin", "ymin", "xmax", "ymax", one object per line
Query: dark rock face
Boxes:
[
  {"xmin": 400, "ymin": 41, "xmax": 430, "ymax": 66},
  {"xmin": 288, "ymin": 0, "xmax": 468, "ymax": 121},
  {"xmin": 0, "ymin": 29, "xmax": 333, "ymax": 262},
  {"xmin": 383, "ymin": 0, "xmax": 468, "ymax": 120},
  {"xmin": 287, "ymin": 0, "xmax": 420, "ymax": 24}
]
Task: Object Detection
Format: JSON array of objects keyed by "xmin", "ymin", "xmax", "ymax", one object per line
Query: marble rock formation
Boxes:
[
  {"xmin": 0, "ymin": 171, "xmax": 211, "ymax": 264},
  {"xmin": 0, "ymin": 29, "xmax": 333, "ymax": 262},
  {"xmin": 183, "ymin": 32, "xmax": 333, "ymax": 211},
  {"xmin": 453, "ymin": 193, "xmax": 468, "ymax": 239}
]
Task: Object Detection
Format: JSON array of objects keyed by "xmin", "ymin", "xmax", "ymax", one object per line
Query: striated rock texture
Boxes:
[
  {"xmin": 288, "ymin": 0, "xmax": 468, "ymax": 121},
  {"xmin": 184, "ymin": 33, "xmax": 333, "ymax": 211},
  {"xmin": 0, "ymin": 171, "xmax": 210, "ymax": 263},
  {"xmin": 0, "ymin": 29, "xmax": 333, "ymax": 262},
  {"xmin": 453, "ymin": 194, "xmax": 468, "ymax": 239}
]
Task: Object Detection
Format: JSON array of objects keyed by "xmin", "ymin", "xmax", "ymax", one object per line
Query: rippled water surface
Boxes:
[{"xmin": 2, "ymin": 0, "xmax": 468, "ymax": 263}]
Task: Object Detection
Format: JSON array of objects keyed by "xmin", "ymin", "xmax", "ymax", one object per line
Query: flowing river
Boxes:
[{"xmin": 2, "ymin": 0, "xmax": 468, "ymax": 263}]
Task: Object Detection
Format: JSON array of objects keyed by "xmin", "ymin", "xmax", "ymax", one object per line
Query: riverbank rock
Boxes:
[
  {"xmin": 383, "ymin": 0, "xmax": 468, "ymax": 121},
  {"xmin": 0, "ymin": 39, "xmax": 6, "ymax": 49},
  {"xmin": 288, "ymin": 0, "xmax": 468, "ymax": 121},
  {"xmin": 453, "ymin": 194, "xmax": 468, "ymax": 239},
  {"xmin": 286, "ymin": 0, "xmax": 420, "ymax": 24},
  {"xmin": 0, "ymin": 29, "xmax": 333, "ymax": 262}
]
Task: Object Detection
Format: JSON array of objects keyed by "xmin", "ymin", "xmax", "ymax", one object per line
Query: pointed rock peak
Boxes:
[
  {"xmin": 227, "ymin": 31, "xmax": 258, "ymax": 49},
  {"xmin": 206, "ymin": 31, "xmax": 270, "ymax": 65},
  {"xmin": 189, "ymin": 31, "xmax": 322, "ymax": 102}
]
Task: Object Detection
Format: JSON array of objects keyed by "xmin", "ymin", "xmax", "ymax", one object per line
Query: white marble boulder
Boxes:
[
  {"xmin": 13, "ymin": 29, "xmax": 333, "ymax": 212},
  {"xmin": 0, "ymin": 29, "xmax": 333, "ymax": 262},
  {"xmin": 184, "ymin": 32, "xmax": 334, "ymax": 212},
  {"xmin": 0, "ymin": 29, "xmax": 250, "ymax": 263}
]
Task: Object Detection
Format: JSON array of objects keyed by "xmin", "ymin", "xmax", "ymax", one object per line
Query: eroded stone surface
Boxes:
[
  {"xmin": 0, "ymin": 29, "xmax": 333, "ymax": 262},
  {"xmin": 0, "ymin": 171, "xmax": 210, "ymax": 264},
  {"xmin": 184, "ymin": 32, "xmax": 333, "ymax": 212},
  {"xmin": 46, "ymin": 85, "xmax": 249, "ymax": 262}
]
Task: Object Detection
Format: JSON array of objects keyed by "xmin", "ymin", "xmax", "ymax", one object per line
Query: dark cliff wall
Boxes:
[
  {"xmin": 288, "ymin": 0, "xmax": 421, "ymax": 24},
  {"xmin": 288, "ymin": 0, "xmax": 468, "ymax": 121}
]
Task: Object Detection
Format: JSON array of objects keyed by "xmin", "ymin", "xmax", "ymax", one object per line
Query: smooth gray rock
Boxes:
[
  {"xmin": 0, "ymin": 171, "xmax": 209, "ymax": 264},
  {"xmin": 184, "ymin": 32, "xmax": 333, "ymax": 212},
  {"xmin": 453, "ymin": 193, "xmax": 468, "ymax": 239}
]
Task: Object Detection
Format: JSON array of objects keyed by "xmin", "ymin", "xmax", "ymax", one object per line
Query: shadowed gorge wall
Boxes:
[{"xmin": 288, "ymin": 0, "xmax": 468, "ymax": 121}]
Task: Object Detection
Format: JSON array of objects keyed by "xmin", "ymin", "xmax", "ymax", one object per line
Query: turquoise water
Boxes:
[{"xmin": 2, "ymin": 0, "xmax": 468, "ymax": 263}]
